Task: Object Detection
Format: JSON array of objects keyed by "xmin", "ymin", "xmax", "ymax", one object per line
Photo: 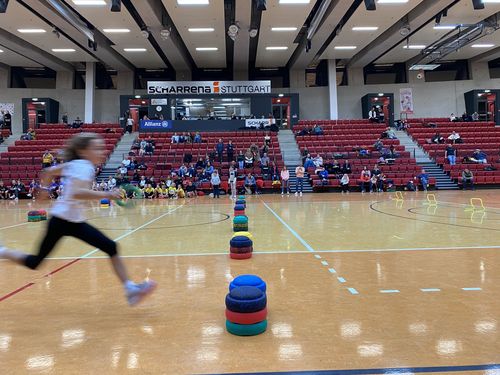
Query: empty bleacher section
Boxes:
[
  {"xmin": 0, "ymin": 124, "xmax": 122, "ymax": 192},
  {"xmin": 407, "ymin": 119, "xmax": 500, "ymax": 188},
  {"xmin": 129, "ymin": 131, "xmax": 283, "ymax": 193},
  {"xmin": 295, "ymin": 120, "xmax": 435, "ymax": 191}
]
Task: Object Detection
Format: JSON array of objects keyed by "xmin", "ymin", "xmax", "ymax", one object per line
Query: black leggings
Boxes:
[{"xmin": 24, "ymin": 216, "xmax": 118, "ymax": 270}]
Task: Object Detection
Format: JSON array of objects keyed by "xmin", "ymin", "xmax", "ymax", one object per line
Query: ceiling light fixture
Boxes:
[
  {"xmin": 124, "ymin": 48, "xmax": 147, "ymax": 52},
  {"xmin": 433, "ymin": 25, "xmax": 457, "ymax": 30},
  {"xmin": 377, "ymin": 0, "xmax": 409, "ymax": 3},
  {"xmin": 249, "ymin": 29, "xmax": 258, "ymax": 38},
  {"xmin": 196, "ymin": 47, "xmax": 218, "ymax": 51},
  {"xmin": 227, "ymin": 23, "xmax": 240, "ymax": 41},
  {"xmin": 140, "ymin": 27, "xmax": 150, "ymax": 38},
  {"xmin": 403, "ymin": 44, "xmax": 426, "ymax": 49},
  {"xmin": 188, "ymin": 28, "xmax": 214, "ymax": 32},
  {"xmin": 352, "ymin": 26, "xmax": 379, "ymax": 31},
  {"xmin": 177, "ymin": 0, "xmax": 209, "ymax": 4},
  {"xmin": 271, "ymin": 27, "xmax": 298, "ymax": 31},
  {"xmin": 266, "ymin": 46, "xmax": 288, "ymax": 50},
  {"xmin": 0, "ymin": 49, "xmax": 3, "ymax": 53},
  {"xmin": 279, "ymin": 0, "xmax": 310, "ymax": 3},
  {"xmin": 334, "ymin": 46, "xmax": 357, "ymax": 50},
  {"xmin": 471, "ymin": 43, "xmax": 494, "ymax": 48},
  {"xmin": 160, "ymin": 28, "xmax": 171, "ymax": 40},
  {"xmin": 103, "ymin": 28, "xmax": 130, "ymax": 33},
  {"xmin": 482, "ymin": 0, "xmax": 500, "ymax": 2},
  {"xmin": 17, "ymin": 29, "xmax": 46, "ymax": 33},
  {"xmin": 52, "ymin": 48, "xmax": 76, "ymax": 52},
  {"xmin": 72, "ymin": 0, "xmax": 106, "ymax": 5}
]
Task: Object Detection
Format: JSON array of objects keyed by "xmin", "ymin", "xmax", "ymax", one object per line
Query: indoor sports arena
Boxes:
[{"xmin": 1, "ymin": 0, "xmax": 500, "ymax": 374}]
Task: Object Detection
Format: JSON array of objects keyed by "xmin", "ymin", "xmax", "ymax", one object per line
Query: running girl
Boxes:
[{"xmin": 0, "ymin": 133, "xmax": 156, "ymax": 306}]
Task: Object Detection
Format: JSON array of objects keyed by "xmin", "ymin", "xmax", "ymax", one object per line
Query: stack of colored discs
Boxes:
[
  {"xmin": 232, "ymin": 231, "xmax": 253, "ymax": 240},
  {"xmin": 234, "ymin": 204, "xmax": 245, "ymax": 216},
  {"xmin": 225, "ymin": 281, "xmax": 267, "ymax": 336},
  {"xmin": 233, "ymin": 215, "xmax": 248, "ymax": 232},
  {"xmin": 229, "ymin": 235, "xmax": 253, "ymax": 259},
  {"xmin": 235, "ymin": 199, "xmax": 246, "ymax": 208},
  {"xmin": 100, "ymin": 198, "xmax": 110, "ymax": 208},
  {"xmin": 27, "ymin": 210, "xmax": 47, "ymax": 222},
  {"xmin": 238, "ymin": 195, "xmax": 245, "ymax": 200}
]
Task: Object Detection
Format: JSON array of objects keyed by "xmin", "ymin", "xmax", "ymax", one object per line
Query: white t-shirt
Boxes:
[
  {"xmin": 51, "ymin": 160, "xmax": 95, "ymax": 223},
  {"xmin": 126, "ymin": 118, "xmax": 134, "ymax": 126}
]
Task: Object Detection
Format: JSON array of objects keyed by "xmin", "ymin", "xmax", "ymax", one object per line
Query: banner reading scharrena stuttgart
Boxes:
[{"xmin": 147, "ymin": 81, "xmax": 271, "ymax": 95}]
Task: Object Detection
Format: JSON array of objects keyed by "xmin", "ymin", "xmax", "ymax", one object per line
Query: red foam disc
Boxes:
[
  {"xmin": 225, "ymin": 307, "xmax": 267, "ymax": 325},
  {"xmin": 230, "ymin": 252, "xmax": 252, "ymax": 260},
  {"xmin": 230, "ymin": 246, "xmax": 253, "ymax": 254}
]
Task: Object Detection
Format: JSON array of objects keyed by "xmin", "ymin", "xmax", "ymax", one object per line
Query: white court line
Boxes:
[
  {"xmin": 0, "ymin": 222, "xmax": 31, "ymax": 231},
  {"xmin": 80, "ymin": 204, "xmax": 185, "ymax": 258},
  {"xmin": 17, "ymin": 243, "xmax": 500, "ymax": 261}
]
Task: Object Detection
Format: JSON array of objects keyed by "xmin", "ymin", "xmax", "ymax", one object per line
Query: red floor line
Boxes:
[
  {"xmin": 0, "ymin": 282, "xmax": 35, "ymax": 302},
  {"xmin": 0, "ymin": 258, "xmax": 82, "ymax": 303}
]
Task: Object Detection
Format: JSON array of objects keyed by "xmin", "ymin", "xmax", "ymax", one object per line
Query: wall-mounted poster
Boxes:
[
  {"xmin": 399, "ymin": 88, "xmax": 414, "ymax": 114},
  {"xmin": 0, "ymin": 103, "xmax": 14, "ymax": 130}
]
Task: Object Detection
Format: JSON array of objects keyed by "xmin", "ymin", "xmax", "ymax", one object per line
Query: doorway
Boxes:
[
  {"xmin": 477, "ymin": 93, "xmax": 496, "ymax": 122},
  {"xmin": 272, "ymin": 97, "xmax": 290, "ymax": 128}
]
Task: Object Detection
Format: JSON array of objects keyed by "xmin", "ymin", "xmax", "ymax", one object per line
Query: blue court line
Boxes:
[
  {"xmin": 347, "ymin": 287, "xmax": 359, "ymax": 295},
  {"xmin": 421, "ymin": 288, "xmax": 441, "ymax": 292},
  {"xmin": 380, "ymin": 289, "xmax": 400, "ymax": 293},
  {"xmin": 337, "ymin": 277, "xmax": 346, "ymax": 283},
  {"xmin": 328, "ymin": 268, "xmax": 336, "ymax": 274},
  {"xmin": 321, "ymin": 260, "xmax": 329, "ymax": 266},
  {"xmin": 261, "ymin": 201, "xmax": 315, "ymax": 253},
  {"xmin": 210, "ymin": 363, "xmax": 500, "ymax": 375},
  {"xmin": 462, "ymin": 287, "xmax": 482, "ymax": 291}
]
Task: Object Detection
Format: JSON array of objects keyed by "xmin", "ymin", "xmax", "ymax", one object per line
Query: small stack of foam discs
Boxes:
[
  {"xmin": 225, "ymin": 275, "xmax": 268, "ymax": 336},
  {"xmin": 229, "ymin": 235, "xmax": 253, "ymax": 259},
  {"xmin": 233, "ymin": 215, "xmax": 248, "ymax": 232},
  {"xmin": 100, "ymin": 198, "xmax": 110, "ymax": 208},
  {"xmin": 234, "ymin": 204, "xmax": 245, "ymax": 216},
  {"xmin": 27, "ymin": 210, "xmax": 47, "ymax": 222}
]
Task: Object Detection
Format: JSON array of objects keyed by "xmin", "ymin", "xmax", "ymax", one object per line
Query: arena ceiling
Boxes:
[{"xmin": 0, "ymin": 0, "xmax": 499, "ymax": 75}]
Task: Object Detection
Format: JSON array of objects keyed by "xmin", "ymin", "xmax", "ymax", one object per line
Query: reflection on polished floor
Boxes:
[{"xmin": 1, "ymin": 191, "xmax": 500, "ymax": 374}]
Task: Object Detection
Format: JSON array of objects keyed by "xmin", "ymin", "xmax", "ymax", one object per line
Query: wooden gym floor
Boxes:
[{"xmin": 1, "ymin": 191, "xmax": 500, "ymax": 374}]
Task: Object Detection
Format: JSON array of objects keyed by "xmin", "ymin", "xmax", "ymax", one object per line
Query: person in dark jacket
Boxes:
[
  {"xmin": 215, "ymin": 139, "xmax": 224, "ymax": 163},
  {"xmin": 226, "ymin": 140, "xmax": 234, "ymax": 162}
]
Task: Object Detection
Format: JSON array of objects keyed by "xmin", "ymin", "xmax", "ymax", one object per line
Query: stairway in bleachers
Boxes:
[
  {"xmin": 277, "ymin": 130, "xmax": 313, "ymax": 193},
  {"xmin": 395, "ymin": 130, "xmax": 458, "ymax": 190}
]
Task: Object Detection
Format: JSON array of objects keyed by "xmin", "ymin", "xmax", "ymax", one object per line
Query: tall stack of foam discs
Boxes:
[
  {"xmin": 27, "ymin": 210, "xmax": 47, "ymax": 222},
  {"xmin": 233, "ymin": 215, "xmax": 248, "ymax": 232},
  {"xmin": 234, "ymin": 204, "xmax": 245, "ymax": 216},
  {"xmin": 229, "ymin": 235, "xmax": 253, "ymax": 259},
  {"xmin": 100, "ymin": 198, "xmax": 110, "ymax": 208},
  {"xmin": 225, "ymin": 279, "xmax": 268, "ymax": 336},
  {"xmin": 235, "ymin": 199, "xmax": 246, "ymax": 208}
]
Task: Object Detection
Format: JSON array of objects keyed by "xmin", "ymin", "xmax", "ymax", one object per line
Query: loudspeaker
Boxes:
[
  {"xmin": 364, "ymin": 0, "xmax": 376, "ymax": 11},
  {"xmin": 111, "ymin": 0, "xmax": 121, "ymax": 12},
  {"xmin": 0, "ymin": 0, "xmax": 9, "ymax": 13},
  {"xmin": 256, "ymin": 0, "xmax": 266, "ymax": 11},
  {"xmin": 472, "ymin": 0, "xmax": 485, "ymax": 10}
]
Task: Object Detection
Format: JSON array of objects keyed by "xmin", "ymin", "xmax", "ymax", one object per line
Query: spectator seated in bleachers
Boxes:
[
  {"xmin": 185, "ymin": 180, "xmax": 197, "ymax": 197},
  {"xmin": 260, "ymin": 153, "xmax": 270, "ymax": 177},
  {"xmin": 447, "ymin": 131, "xmax": 462, "ymax": 144},
  {"xmin": 359, "ymin": 167, "xmax": 371, "ymax": 193},
  {"xmin": 107, "ymin": 176, "xmax": 116, "ymax": 190},
  {"xmin": 317, "ymin": 166, "xmax": 329, "ymax": 185},
  {"xmin": 245, "ymin": 173, "xmax": 257, "ymax": 194},
  {"xmin": 143, "ymin": 184, "xmax": 155, "ymax": 199},
  {"xmin": 304, "ymin": 154, "xmax": 315, "ymax": 169},
  {"xmin": 381, "ymin": 127, "xmax": 397, "ymax": 140},
  {"xmin": 342, "ymin": 160, "xmax": 352, "ymax": 174},
  {"xmin": 193, "ymin": 132, "xmax": 202, "ymax": 143},
  {"xmin": 20, "ymin": 128, "xmax": 36, "ymax": 141},
  {"xmin": 312, "ymin": 124, "xmax": 324, "ymax": 135},
  {"xmin": 249, "ymin": 143, "xmax": 260, "ymax": 162},
  {"xmin": 42, "ymin": 150, "xmax": 54, "ymax": 169},
  {"xmin": 405, "ymin": 178, "xmax": 417, "ymax": 192},
  {"xmin": 122, "ymin": 157, "xmax": 131, "ymax": 170},
  {"xmin": 417, "ymin": 169, "xmax": 429, "ymax": 192},
  {"xmin": 461, "ymin": 112, "xmax": 472, "ymax": 122},
  {"xmin": 389, "ymin": 145, "xmax": 399, "ymax": 159},
  {"xmin": 264, "ymin": 132, "xmax": 271, "ymax": 146},
  {"xmin": 27, "ymin": 179, "xmax": 38, "ymax": 199},
  {"xmin": 171, "ymin": 133, "xmax": 180, "ymax": 144},
  {"xmin": 470, "ymin": 149, "xmax": 488, "ymax": 164},
  {"xmin": 204, "ymin": 162, "xmax": 214, "ymax": 180},
  {"xmin": 71, "ymin": 117, "xmax": 83, "ymax": 129},
  {"xmin": 118, "ymin": 163, "xmax": 128, "ymax": 176},
  {"xmin": 472, "ymin": 112, "xmax": 479, "ymax": 121},
  {"xmin": 450, "ymin": 113, "xmax": 459, "ymax": 122},
  {"xmin": 296, "ymin": 127, "xmax": 312, "ymax": 136},
  {"xmin": 462, "ymin": 168, "xmax": 474, "ymax": 190},
  {"xmin": 373, "ymin": 138, "xmax": 384, "ymax": 151},
  {"xmin": 357, "ymin": 147, "xmax": 370, "ymax": 158},
  {"xmin": 431, "ymin": 132, "xmax": 445, "ymax": 144},
  {"xmin": 313, "ymin": 154, "xmax": 323, "ymax": 168}
]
